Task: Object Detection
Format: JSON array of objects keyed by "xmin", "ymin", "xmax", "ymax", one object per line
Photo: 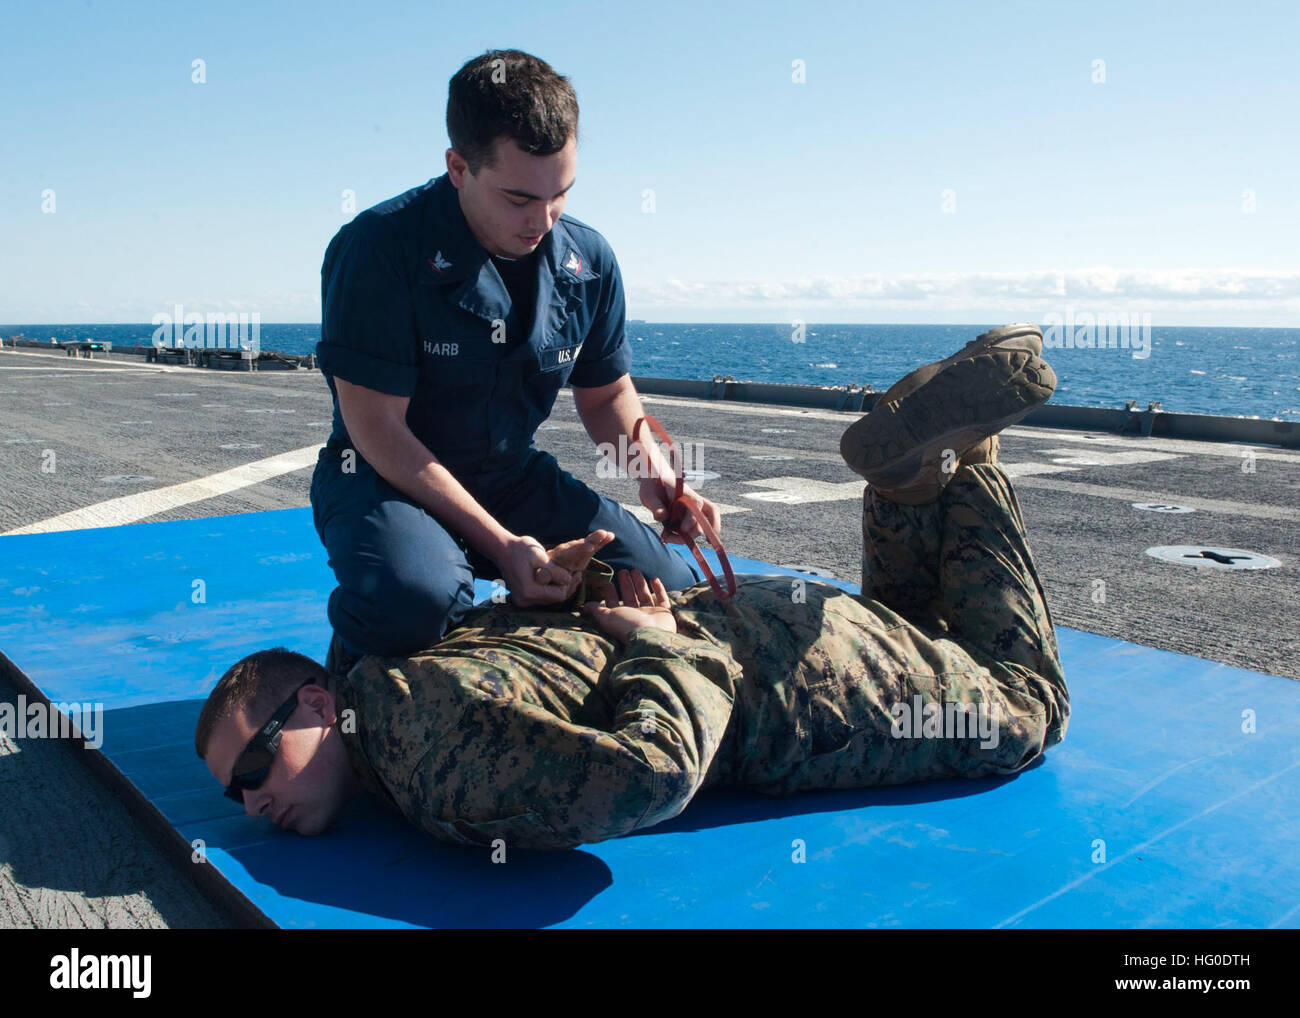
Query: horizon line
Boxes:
[{"xmin": 4, "ymin": 320, "xmax": 1299, "ymax": 331}]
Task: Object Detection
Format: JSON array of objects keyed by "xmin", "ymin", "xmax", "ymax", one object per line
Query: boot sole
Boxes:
[
  {"xmin": 898, "ymin": 325, "xmax": 1045, "ymax": 395},
  {"xmin": 845, "ymin": 324, "xmax": 1045, "ymax": 470},
  {"xmin": 844, "ymin": 352, "xmax": 1056, "ymax": 485}
]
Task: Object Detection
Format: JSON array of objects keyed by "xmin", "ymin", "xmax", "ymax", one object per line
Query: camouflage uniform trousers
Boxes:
[{"xmin": 745, "ymin": 460, "xmax": 1071, "ymax": 797}]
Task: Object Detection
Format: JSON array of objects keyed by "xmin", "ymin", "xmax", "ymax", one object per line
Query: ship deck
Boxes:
[{"xmin": 1, "ymin": 344, "xmax": 1296, "ymax": 927}]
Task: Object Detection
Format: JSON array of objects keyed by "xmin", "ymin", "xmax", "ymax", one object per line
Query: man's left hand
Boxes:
[{"xmin": 511, "ymin": 530, "xmax": 615, "ymax": 607}]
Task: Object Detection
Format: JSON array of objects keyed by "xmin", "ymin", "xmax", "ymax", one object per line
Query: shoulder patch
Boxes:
[{"xmin": 558, "ymin": 246, "xmax": 599, "ymax": 283}]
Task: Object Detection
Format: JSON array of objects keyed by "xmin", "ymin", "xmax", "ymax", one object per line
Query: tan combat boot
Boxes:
[
  {"xmin": 845, "ymin": 350, "xmax": 1055, "ymax": 505},
  {"xmin": 843, "ymin": 322, "xmax": 1044, "ymax": 474}
]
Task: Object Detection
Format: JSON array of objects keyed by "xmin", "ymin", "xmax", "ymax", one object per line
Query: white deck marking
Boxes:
[
  {"xmin": 742, "ymin": 477, "xmax": 863, "ymax": 504},
  {"xmin": 1004, "ymin": 426, "xmax": 1300, "ymax": 464},
  {"xmin": 0, "ymin": 349, "xmax": 181, "ymax": 373},
  {"xmin": 0, "ymin": 366, "xmax": 143, "ymax": 373},
  {"xmin": 1038, "ymin": 448, "xmax": 1184, "ymax": 468},
  {"xmin": 1, "ymin": 444, "xmax": 322, "ymax": 535},
  {"xmin": 999, "ymin": 462, "xmax": 1079, "ymax": 478}
]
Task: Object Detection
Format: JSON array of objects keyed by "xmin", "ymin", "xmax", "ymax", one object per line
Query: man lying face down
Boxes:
[{"xmin": 196, "ymin": 325, "xmax": 1072, "ymax": 850}]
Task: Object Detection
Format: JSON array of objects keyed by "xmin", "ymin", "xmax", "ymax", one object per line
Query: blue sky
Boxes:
[{"xmin": 2, "ymin": 0, "xmax": 1297, "ymax": 325}]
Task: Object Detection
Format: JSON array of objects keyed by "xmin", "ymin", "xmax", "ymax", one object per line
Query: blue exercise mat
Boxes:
[{"xmin": 1, "ymin": 508, "xmax": 1297, "ymax": 928}]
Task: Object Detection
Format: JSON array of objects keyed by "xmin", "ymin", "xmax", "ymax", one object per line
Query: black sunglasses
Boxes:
[{"xmin": 224, "ymin": 680, "xmax": 313, "ymax": 803}]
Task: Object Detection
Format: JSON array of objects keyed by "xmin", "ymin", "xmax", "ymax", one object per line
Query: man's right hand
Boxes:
[{"xmin": 500, "ymin": 535, "xmax": 576, "ymax": 607}]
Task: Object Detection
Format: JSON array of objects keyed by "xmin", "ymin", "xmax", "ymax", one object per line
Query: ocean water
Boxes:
[{"xmin": 4, "ymin": 322, "xmax": 1298, "ymax": 421}]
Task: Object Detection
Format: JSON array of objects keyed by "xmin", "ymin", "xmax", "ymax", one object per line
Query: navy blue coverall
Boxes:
[{"xmin": 311, "ymin": 173, "xmax": 699, "ymax": 658}]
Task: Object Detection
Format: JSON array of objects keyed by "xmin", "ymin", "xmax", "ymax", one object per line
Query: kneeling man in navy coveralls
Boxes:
[
  {"xmin": 199, "ymin": 325, "xmax": 1071, "ymax": 850},
  {"xmin": 311, "ymin": 49, "xmax": 716, "ymax": 660}
]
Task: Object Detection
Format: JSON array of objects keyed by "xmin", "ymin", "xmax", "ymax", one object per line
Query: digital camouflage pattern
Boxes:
[{"xmin": 326, "ymin": 462, "xmax": 1070, "ymax": 850}]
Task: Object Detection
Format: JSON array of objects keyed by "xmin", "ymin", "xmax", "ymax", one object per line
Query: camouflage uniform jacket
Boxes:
[{"xmin": 330, "ymin": 576, "xmax": 1065, "ymax": 850}]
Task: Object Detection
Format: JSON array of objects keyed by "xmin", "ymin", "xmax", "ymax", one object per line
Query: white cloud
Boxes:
[{"xmin": 629, "ymin": 268, "xmax": 1300, "ymax": 312}]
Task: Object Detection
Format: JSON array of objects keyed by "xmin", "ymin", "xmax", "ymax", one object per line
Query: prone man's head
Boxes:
[
  {"xmin": 445, "ymin": 49, "xmax": 578, "ymax": 258},
  {"xmin": 195, "ymin": 648, "xmax": 359, "ymax": 836}
]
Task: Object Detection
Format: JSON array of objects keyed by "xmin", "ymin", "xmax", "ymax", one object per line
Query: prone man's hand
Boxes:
[
  {"xmin": 546, "ymin": 529, "xmax": 615, "ymax": 576},
  {"xmin": 581, "ymin": 569, "xmax": 678, "ymax": 641}
]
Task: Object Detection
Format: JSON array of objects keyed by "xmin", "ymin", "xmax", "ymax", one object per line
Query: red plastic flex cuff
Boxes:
[{"xmin": 632, "ymin": 414, "xmax": 737, "ymax": 599}]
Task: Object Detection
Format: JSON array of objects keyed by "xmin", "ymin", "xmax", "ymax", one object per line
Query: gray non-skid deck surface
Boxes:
[{"xmin": 1, "ymin": 344, "xmax": 1296, "ymax": 927}]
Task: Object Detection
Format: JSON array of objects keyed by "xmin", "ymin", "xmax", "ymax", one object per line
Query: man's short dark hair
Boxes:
[
  {"xmin": 446, "ymin": 49, "xmax": 579, "ymax": 175},
  {"xmin": 194, "ymin": 648, "xmax": 331, "ymax": 760}
]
